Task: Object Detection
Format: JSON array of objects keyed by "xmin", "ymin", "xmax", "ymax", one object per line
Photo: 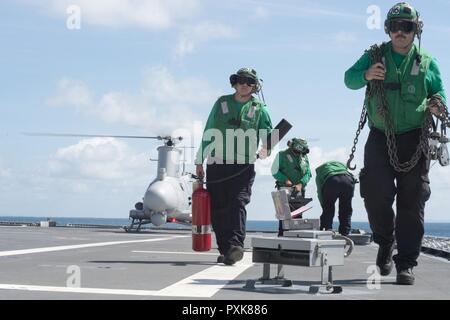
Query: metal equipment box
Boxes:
[
  {"xmin": 283, "ymin": 230, "xmax": 333, "ymax": 239},
  {"xmin": 281, "ymin": 218, "xmax": 319, "ymax": 231},
  {"xmin": 251, "ymin": 236, "xmax": 346, "ymax": 267}
]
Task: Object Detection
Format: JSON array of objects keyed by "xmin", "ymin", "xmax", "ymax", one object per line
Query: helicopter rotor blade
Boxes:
[{"xmin": 22, "ymin": 132, "xmax": 183, "ymax": 141}]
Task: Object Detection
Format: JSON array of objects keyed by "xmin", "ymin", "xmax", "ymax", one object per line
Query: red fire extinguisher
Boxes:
[{"xmin": 192, "ymin": 180, "xmax": 212, "ymax": 252}]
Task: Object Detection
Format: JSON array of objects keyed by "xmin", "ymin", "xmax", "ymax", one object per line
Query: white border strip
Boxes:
[
  {"xmin": 0, "ymin": 253, "xmax": 254, "ymax": 298},
  {"xmin": 0, "ymin": 284, "xmax": 159, "ymax": 296},
  {"xmin": 158, "ymin": 252, "xmax": 253, "ymax": 297},
  {"xmin": 0, "ymin": 236, "xmax": 189, "ymax": 257}
]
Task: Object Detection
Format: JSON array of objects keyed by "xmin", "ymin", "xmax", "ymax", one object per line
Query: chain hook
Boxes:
[{"xmin": 347, "ymin": 155, "xmax": 356, "ymax": 171}]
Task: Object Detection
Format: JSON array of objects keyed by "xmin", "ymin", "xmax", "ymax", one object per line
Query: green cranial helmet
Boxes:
[
  {"xmin": 288, "ymin": 138, "xmax": 309, "ymax": 155},
  {"xmin": 229, "ymin": 67, "xmax": 262, "ymax": 92},
  {"xmin": 387, "ymin": 2, "xmax": 419, "ymax": 21},
  {"xmin": 384, "ymin": 2, "xmax": 423, "ymax": 35},
  {"xmin": 236, "ymin": 67, "xmax": 258, "ymax": 80}
]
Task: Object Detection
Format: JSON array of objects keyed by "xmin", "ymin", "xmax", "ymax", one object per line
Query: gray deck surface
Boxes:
[{"xmin": 0, "ymin": 226, "xmax": 448, "ymax": 300}]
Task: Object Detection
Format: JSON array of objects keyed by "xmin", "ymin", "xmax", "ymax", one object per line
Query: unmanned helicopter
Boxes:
[
  {"xmin": 24, "ymin": 132, "xmax": 197, "ymax": 232},
  {"xmin": 125, "ymin": 135, "xmax": 196, "ymax": 232}
]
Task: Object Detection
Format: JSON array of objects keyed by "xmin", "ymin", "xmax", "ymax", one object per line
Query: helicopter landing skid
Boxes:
[{"xmin": 123, "ymin": 218, "xmax": 151, "ymax": 233}]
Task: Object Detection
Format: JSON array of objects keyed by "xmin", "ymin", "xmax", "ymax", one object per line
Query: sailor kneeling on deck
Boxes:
[{"xmin": 272, "ymin": 138, "xmax": 312, "ymax": 236}]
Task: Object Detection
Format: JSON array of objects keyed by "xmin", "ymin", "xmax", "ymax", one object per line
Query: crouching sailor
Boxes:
[{"xmin": 272, "ymin": 138, "xmax": 312, "ymax": 236}]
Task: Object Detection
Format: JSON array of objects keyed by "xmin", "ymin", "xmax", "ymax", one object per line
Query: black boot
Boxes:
[
  {"xmin": 224, "ymin": 246, "xmax": 244, "ymax": 265},
  {"xmin": 376, "ymin": 241, "xmax": 394, "ymax": 276},
  {"xmin": 217, "ymin": 255, "xmax": 225, "ymax": 263},
  {"xmin": 396, "ymin": 268, "xmax": 415, "ymax": 285}
]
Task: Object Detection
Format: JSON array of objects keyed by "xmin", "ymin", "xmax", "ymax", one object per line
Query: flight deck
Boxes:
[{"xmin": 0, "ymin": 225, "xmax": 448, "ymax": 300}]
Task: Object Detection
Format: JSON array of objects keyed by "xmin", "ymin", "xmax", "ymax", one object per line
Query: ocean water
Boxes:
[{"xmin": 1, "ymin": 216, "xmax": 450, "ymax": 237}]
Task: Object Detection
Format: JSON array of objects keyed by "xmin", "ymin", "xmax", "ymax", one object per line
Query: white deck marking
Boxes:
[
  {"xmin": 0, "ymin": 236, "xmax": 189, "ymax": 257},
  {"xmin": 132, "ymin": 250, "xmax": 218, "ymax": 256},
  {"xmin": 0, "ymin": 252, "xmax": 253, "ymax": 298},
  {"xmin": 0, "ymin": 284, "xmax": 159, "ymax": 296},
  {"xmin": 157, "ymin": 252, "xmax": 253, "ymax": 297}
]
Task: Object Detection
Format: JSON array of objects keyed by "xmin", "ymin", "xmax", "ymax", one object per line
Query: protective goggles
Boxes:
[
  {"xmin": 290, "ymin": 144, "xmax": 309, "ymax": 155},
  {"xmin": 293, "ymin": 147, "xmax": 309, "ymax": 155},
  {"xmin": 230, "ymin": 75, "xmax": 257, "ymax": 86},
  {"xmin": 387, "ymin": 20, "xmax": 417, "ymax": 33}
]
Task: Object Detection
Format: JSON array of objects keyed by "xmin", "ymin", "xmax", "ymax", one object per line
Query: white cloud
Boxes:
[
  {"xmin": 30, "ymin": 0, "xmax": 200, "ymax": 30},
  {"xmin": 254, "ymin": 6, "xmax": 270, "ymax": 19},
  {"xmin": 427, "ymin": 163, "xmax": 450, "ymax": 221},
  {"xmin": 333, "ymin": 31, "xmax": 358, "ymax": 46},
  {"xmin": 430, "ymin": 163, "xmax": 450, "ymax": 190},
  {"xmin": 46, "ymin": 78, "xmax": 93, "ymax": 110},
  {"xmin": 25, "ymin": 1, "xmax": 239, "ymax": 57},
  {"xmin": 1, "ymin": 139, "xmax": 153, "ymax": 198},
  {"xmin": 307, "ymin": 146, "xmax": 349, "ymax": 169},
  {"xmin": 236, "ymin": 0, "xmax": 364, "ymax": 20},
  {"xmin": 48, "ymin": 137, "xmax": 148, "ymax": 181},
  {"xmin": 0, "ymin": 161, "xmax": 11, "ymax": 178},
  {"xmin": 47, "ymin": 67, "xmax": 220, "ymax": 135},
  {"xmin": 175, "ymin": 22, "xmax": 238, "ymax": 58},
  {"xmin": 0, "ymin": 140, "xmax": 155, "ymax": 217}
]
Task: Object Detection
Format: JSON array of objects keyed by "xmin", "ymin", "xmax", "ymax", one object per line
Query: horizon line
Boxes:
[{"xmin": 1, "ymin": 215, "xmax": 450, "ymax": 224}]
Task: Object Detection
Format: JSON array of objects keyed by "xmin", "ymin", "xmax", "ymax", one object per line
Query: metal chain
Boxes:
[
  {"xmin": 368, "ymin": 43, "xmax": 433, "ymax": 172},
  {"xmin": 346, "ymin": 43, "xmax": 449, "ymax": 172},
  {"xmin": 347, "ymin": 98, "xmax": 368, "ymax": 170},
  {"xmin": 430, "ymin": 94, "xmax": 449, "ymax": 128}
]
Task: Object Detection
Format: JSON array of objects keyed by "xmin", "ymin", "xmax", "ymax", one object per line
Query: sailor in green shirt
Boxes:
[
  {"xmin": 272, "ymin": 138, "xmax": 311, "ymax": 195},
  {"xmin": 196, "ymin": 68, "xmax": 273, "ymax": 266},
  {"xmin": 272, "ymin": 138, "xmax": 312, "ymax": 235},
  {"xmin": 345, "ymin": 3, "xmax": 447, "ymax": 285},
  {"xmin": 315, "ymin": 161, "xmax": 357, "ymax": 236}
]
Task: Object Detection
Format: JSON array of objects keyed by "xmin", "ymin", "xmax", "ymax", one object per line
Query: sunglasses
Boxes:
[
  {"xmin": 388, "ymin": 20, "xmax": 417, "ymax": 33},
  {"xmin": 230, "ymin": 75, "xmax": 257, "ymax": 86}
]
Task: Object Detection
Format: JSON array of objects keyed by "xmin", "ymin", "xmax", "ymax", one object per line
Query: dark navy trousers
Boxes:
[
  {"xmin": 360, "ymin": 128, "xmax": 431, "ymax": 270},
  {"xmin": 206, "ymin": 164, "xmax": 255, "ymax": 255},
  {"xmin": 319, "ymin": 174, "xmax": 355, "ymax": 236}
]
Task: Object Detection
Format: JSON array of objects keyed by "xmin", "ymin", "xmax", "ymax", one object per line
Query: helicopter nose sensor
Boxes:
[
  {"xmin": 144, "ymin": 181, "xmax": 178, "ymax": 212},
  {"xmin": 151, "ymin": 212, "xmax": 167, "ymax": 226}
]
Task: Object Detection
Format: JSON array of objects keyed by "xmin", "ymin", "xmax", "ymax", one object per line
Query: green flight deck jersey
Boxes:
[
  {"xmin": 271, "ymin": 150, "xmax": 311, "ymax": 191},
  {"xmin": 315, "ymin": 161, "xmax": 354, "ymax": 205},
  {"xmin": 196, "ymin": 94, "xmax": 273, "ymax": 165},
  {"xmin": 345, "ymin": 42, "xmax": 446, "ymax": 134}
]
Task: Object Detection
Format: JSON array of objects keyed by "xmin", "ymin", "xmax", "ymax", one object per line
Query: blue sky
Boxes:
[{"xmin": 1, "ymin": 0, "xmax": 449, "ymax": 222}]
